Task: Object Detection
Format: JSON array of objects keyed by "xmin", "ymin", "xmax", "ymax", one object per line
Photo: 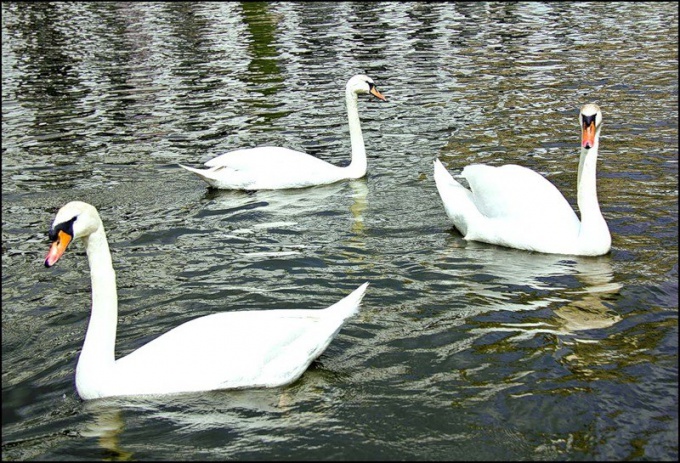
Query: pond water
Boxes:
[{"xmin": 2, "ymin": 2, "xmax": 677, "ymax": 460}]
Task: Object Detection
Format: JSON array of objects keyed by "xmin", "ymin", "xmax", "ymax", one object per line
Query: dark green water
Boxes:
[{"xmin": 2, "ymin": 2, "xmax": 677, "ymax": 460}]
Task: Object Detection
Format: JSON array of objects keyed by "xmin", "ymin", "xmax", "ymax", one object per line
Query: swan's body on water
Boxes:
[
  {"xmin": 434, "ymin": 103, "xmax": 610, "ymax": 256},
  {"xmin": 44, "ymin": 201, "xmax": 368, "ymax": 400},
  {"xmin": 180, "ymin": 74, "xmax": 386, "ymax": 190}
]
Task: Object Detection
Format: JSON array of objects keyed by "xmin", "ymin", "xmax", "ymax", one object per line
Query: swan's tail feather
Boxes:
[
  {"xmin": 433, "ymin": 158, "xmax": 462, "ymax": 190},
  {"xmin": 179, "ymin": 163, "xmax": 224, "ymax": 189},
  {"xmin": 179, "ymin": 164, "xmax": 208, "ymax": 177},
  {"xmin": 433, "ymin": 158, "xmax": 476, "ymax": 236},
  {"xmin": 326, "ymin": 282, "xmax": 369, "ymax": 320}
]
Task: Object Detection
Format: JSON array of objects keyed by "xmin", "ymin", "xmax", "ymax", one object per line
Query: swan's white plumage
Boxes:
[
  {"xmin": 45, "ymin": 201, "xmax": 368, "ymax": 400},
  {"xmin": 180, "ymin": 74, "xmax": 386, "ymax": 190},
  {"xmin": 434, "ymin": 103, "xmax": 610, "ymax": 256}
]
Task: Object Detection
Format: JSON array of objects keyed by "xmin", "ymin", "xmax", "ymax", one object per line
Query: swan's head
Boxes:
[
  {"xmin": 45, "ymin": 201, "xmax": 102, "ymax": 267},
  {"xmin": 347, "ymin": 74, "xmax": 387, "ymax": 101},
  {"xmin": 580, "ymin": 103, "xmax": 602, "ymax": 150}
]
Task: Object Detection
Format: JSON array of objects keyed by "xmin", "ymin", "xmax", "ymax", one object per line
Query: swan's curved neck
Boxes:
[
  {"xmin": 345, "ymin": 89, "xmax": 367, "ymax": 178},
  {"xmin": 576, "ymin": 127, "xmax": 609, "ymax": 243},
  {"xmin": 76, "ymin": 225, "xmax": 117, "ymax": 385}
]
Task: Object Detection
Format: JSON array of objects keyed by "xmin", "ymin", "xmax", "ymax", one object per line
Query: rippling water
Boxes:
[{"xmin": 2, "ymin": 2, "xmax": 677, "ymax": 460}]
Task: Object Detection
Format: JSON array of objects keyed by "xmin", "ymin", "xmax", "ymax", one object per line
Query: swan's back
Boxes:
[
  {"xmin": 185, "ymin": 146, "xmax": 351, "ymax": 189},
  {"xmin": 462, "ymin": 164, "xmax": 580, "ymax": 246},
  {"xmin": 99, "ymin": 283, "xmax": 369, "ymax": 397},
  {"xmin": 434, "ymin": 159, "xmax": 582, "ymax": 253},
  {"xmin": 463, "ymin": 164, "xmax": 578, "ymax": 224},
  {"xmin": 205, "ymin": 146, "xmax": 330, "ymax": 170}
]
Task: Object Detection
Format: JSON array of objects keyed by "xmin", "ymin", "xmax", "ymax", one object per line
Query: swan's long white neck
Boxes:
[
  {"xmin": 345, "ymin": 88, "xmax": 367, "ymax": 178},
  {"xmin": 75, "ymin": 225, "xmax": 117, "ymax": 388},
  {"xmin": 576, "ymin": 126, "xmax": 609, "ymax": 249}
]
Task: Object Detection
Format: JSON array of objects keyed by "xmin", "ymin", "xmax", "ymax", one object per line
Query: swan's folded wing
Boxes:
[
  {"xmin": 111, "ymin": 308, "xmax": 351, "ymax": 395},
  {"xmin": 463, "ymin": 164, "xmax": 579, "ymax": 227},
  {"xmin": 205, "ymin": 147, "xmax": 322, "ymax": 169}
]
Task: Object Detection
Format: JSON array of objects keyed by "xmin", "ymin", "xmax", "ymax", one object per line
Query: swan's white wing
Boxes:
[
  {"xmin": 102, "ymin": 283, "xmax": 368, "ymax": 397},
  {"xmin": 459, "ymin": 164, "xmax": 581, "ymax": 251},
  {"xmin": 435, "ymin": 160, "xmax": 583, "ymax": 253},
  {"xmin": 204, "ymin": 146, "xmax": 318, "ymax": 168},
  {"xmin": 463, "ymin": 164, "xmax": 579, "ymax": 225},
  {"xmin": 182, "ymin": 147, "xmax": 347, "ymax": 189},
  {"xmin": 109, "ymin": 312, "xmax": 322, "ymax": 394},
  {"xmin": 433, "ymin": 159, "xmax": 478, "ymax": 236}
]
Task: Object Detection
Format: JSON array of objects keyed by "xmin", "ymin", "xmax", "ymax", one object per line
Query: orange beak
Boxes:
[
  {"xmin": 45, "ymin": 230, "xmax": 72, "ymax": 267},
  {"xmin": 370, "ymin": 87, "xmax": 387, "ymax": 102},
  {"xmin": 582, "ymin": 120, "xmax": 596, "ymax": 149}
]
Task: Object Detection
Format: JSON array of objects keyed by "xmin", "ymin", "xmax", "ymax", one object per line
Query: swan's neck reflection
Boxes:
[
  {"xmin": 466, "ymin": 255, "xmax": 622, "ymax": 340},
  {"xmin": 552, "ymin": 258, "xmax": 622, "ymax": 334},
  {"xmin": 349, "ymin": 179, "xmax": 368, "ymax": 236},
  {"xmin": 81, "ymin": 402, "xmax": 133, "ymax": 460}
]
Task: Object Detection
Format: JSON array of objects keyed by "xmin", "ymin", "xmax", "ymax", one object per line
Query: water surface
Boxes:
[{"xmin": 2, "ymin": 2, "xmax": 677, "ymax": 460}]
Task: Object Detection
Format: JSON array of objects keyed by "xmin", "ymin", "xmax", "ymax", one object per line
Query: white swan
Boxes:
[
  {"xmin": 433, "ymin": 103, "xmax": 611, "ymax": 256},
  {"xmin": 44, "ymin": 201, "xmax": 369, "ymax": 400},
  {"xmin": 179, "ymin": 74, "xmax": 387, "ymax": 190}
]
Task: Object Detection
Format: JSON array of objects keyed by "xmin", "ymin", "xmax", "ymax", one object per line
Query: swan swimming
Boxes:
[
  {"xmin": 179, "ymin": 74, "xmax": 387, "ymax": 190},
  {"xmin": 433, "ymin": 103, "xmax": 611, "ymax": 256},
  {"xmin": 45, "ymin": 201, "xmax": 369, "ymax": 400}
]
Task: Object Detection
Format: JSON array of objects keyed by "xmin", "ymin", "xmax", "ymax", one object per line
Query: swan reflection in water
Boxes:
[
  {"xmin": 348, "ymin": 180, "xmax": 369, "ymax": 236},
  {"xmin": 384, "ymin": 245, "xmax": 623, "ymax": 371},
  {"xmin": 80, "ymin": 384, "xmax": 332, "ymax": 459},
  {"xmin": 200, "ymin": 178, "xmax": 369, "ymax": 257},
  {"xmin": 456, "ymin": 247, "xmax": 622, "ymax": 339},
  {"xmin": 80, "ymin": 402, "xmax": 133, "ymax": 461},
  {"xmin": 202, "ymin": 178, "xmax": 368, "ymax": 225}
]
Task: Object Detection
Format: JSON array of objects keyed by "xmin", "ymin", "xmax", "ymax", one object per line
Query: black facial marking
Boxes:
[
  {"xmin": 582, "ymin": 113, "xmax": 597, "ymax": 128},
  {"xmin": 48, "ymin": 216, "xmax": 77, "ymax": 242}
]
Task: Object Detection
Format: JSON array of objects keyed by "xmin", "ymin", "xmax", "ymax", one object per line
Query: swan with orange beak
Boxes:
[{"xmin": 434, "ymin": 103, "xmax": 610, "ymax": 256}]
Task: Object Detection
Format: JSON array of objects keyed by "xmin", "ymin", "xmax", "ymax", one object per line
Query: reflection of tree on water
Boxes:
[{"xmin": 240, "ymin": 1, "xmax": 284, "ymax": 103}]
